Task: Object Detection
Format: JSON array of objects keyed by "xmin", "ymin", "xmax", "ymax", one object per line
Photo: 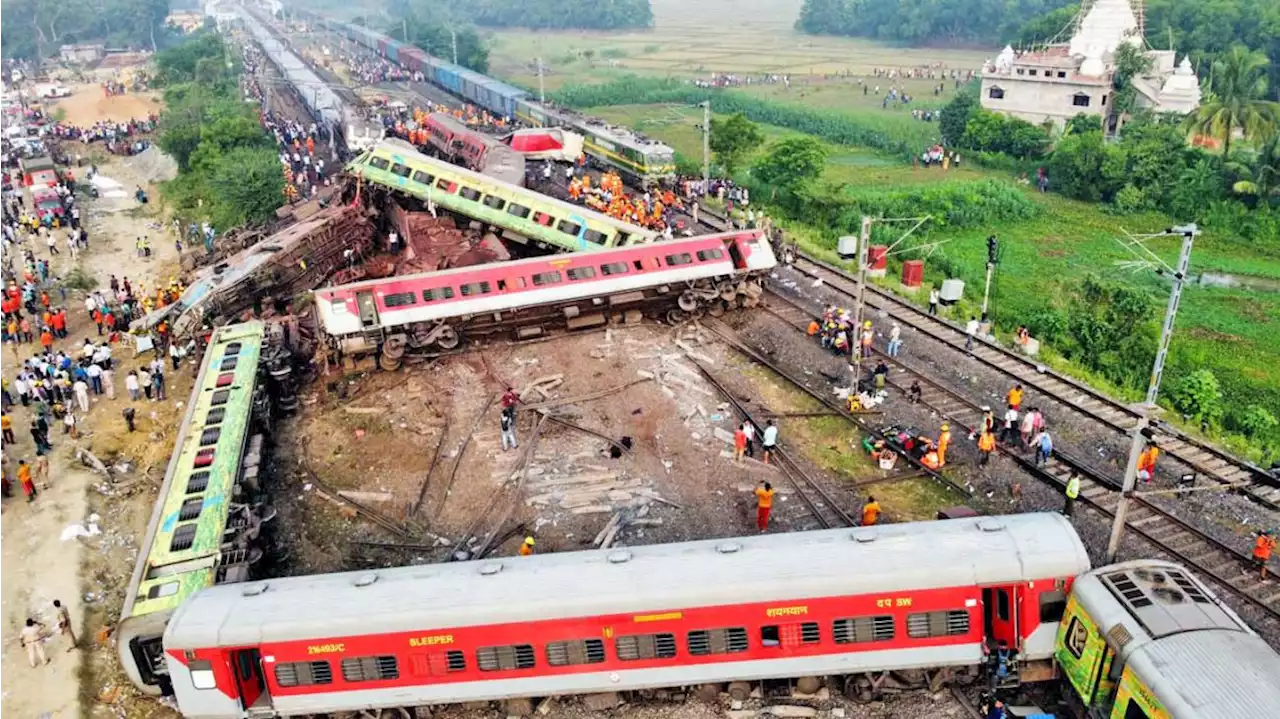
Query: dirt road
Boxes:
[{"xmin": 2, "ymin": 108, "xmax": 181, "ymax": 718}]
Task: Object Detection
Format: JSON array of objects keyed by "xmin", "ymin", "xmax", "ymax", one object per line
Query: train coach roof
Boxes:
[
  {"xmin": 164, "ymin": 513, "xmax": 1089, "ymax": 649},
  {"xmin": 1126, "ymin": 630, "xmax": 1280, "ymax": 719}
]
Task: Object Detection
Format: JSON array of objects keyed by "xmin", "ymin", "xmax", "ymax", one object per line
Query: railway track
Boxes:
[
  {"xmin": 695, "ymin": 364, "xmax": 857, "ymax": 529},
  {"xmin": 782, "ymin": 252, "xmax": 1280, "ymax": 511},
  {"xmin": 763, "ymin": 290, "xmax": 1280, "ymax": 624}
]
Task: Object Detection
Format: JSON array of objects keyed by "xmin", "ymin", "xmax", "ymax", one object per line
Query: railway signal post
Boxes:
[{"xmin": 1105, "ymin": 224, "xmax": 1198, "ymax": 562}]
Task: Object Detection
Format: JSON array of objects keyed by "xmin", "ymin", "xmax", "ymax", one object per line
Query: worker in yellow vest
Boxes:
[{"xmin": 1064, "ymin": 473, "xmax": 1080, "ymax": 517}]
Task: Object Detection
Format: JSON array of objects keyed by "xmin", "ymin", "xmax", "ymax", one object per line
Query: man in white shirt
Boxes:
[
  {"xmin": 762, "ymin": 420, "xmax": 779, "ymax": 465},
  {"xmin": 965, "ymin": 316, "xmax": 979, "ymax": 351}
]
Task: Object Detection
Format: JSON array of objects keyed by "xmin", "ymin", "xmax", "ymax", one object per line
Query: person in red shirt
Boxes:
[
  {"xmin": 39, "ymin": 328, "xmax": 53, "ymax": 350},
  {"xmin": 52, "ymin": 309, "xmax": 66, "ymax": 338},
  {"xmin": 92, "ymin": 308, "xmax": 104, "ymax": 335},
  {"xmin": 733, "ymin": 426, "xmax": 747, "ymax": 463}
]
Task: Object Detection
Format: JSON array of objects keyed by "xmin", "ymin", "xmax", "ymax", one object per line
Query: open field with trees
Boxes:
[{"xmin": 584, "ymin": 96, "xmax": 1280, "ymax": 460}]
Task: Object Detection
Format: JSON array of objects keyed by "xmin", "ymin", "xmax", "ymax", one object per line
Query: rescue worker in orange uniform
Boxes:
[
  {"xmin": 861, "ymin": 496, "xmax": 881, "ymax": 526},
  {"xmin": 519, "ymin": 536, "xmax": 535, "ymax": 556},
  {"xmin": 937, "ymin": 423, "xmax": 952, "ymax": 466},
  {"xmin": 1137, "ymin": 445, "xmax": 1159, "ymax": 483},
  {"xmin": 1254, "ymin": 530, "xmax": 1276, "ymax": 580},
  {"xmin": 754, "ymin": 481, "xmax": 776, "ymax": 532},
  {"xmin": 977, "ymin": 429, "xmax": 996, "ymax": 466}
]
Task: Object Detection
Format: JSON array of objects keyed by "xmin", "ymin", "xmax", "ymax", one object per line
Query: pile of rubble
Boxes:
[{"xmin": 388, "ymin": 205, "xmax": 510, "ymax": 275}]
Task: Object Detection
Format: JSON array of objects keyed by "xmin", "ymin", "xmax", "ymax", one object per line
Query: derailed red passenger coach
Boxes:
[
  {"xmin": 313, "ymin": 229, "xmax": 777, "ymax": 365},
  {"xmin": 162, "ymin": 513, "xmax": 1090, "ymax": 718}
]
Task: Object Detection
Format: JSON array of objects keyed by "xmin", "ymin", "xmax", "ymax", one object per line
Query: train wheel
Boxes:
[
  {"xmin": 678, "ymin": 291, "xmax": 699, "ymax": 312},
  {"xmin": 718, "ymin": 281, "xmax": 737, "ymax": 302},
  {"xmin": 666, "ymin": 308, "xmax": 688, "ymax": 324},
  {"xmin": 435, "ymin": 327, "xmax": 460, "ymax": 350},
  {"xmin": 741, "ymin": 295, "xmax": 760, "ymax": 308},
  {"xmin": 379, "ymin": 354, "xmax": 402, "ymax": 372},
  {"xmin": 708, "ymin": 301, "xmax": 726, "ymax": 317}
]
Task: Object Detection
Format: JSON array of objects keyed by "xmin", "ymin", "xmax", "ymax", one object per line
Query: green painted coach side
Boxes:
[{"xmin": 350, "ymin": 143, "xmax": 654, "ymax": 252}]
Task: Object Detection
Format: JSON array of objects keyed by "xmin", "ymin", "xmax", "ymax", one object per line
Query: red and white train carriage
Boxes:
[
  {"xmin": 314, "ymin": 229, "xmax": 776, "ymax": 367},
  {"xmin": 164, "ymin": 513, "xmax": 1089, "ymax": 718}
]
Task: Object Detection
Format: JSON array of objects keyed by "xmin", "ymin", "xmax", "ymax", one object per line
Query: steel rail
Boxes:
[
  {"xmin": 764, "ymin": 290, "xmax": 1280, "ymax": 623},
  {"xmin": 784, "ymin": 253, "xmax": 1280, "ymax": 510}
]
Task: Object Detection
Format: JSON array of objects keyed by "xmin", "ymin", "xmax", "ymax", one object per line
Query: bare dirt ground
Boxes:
[
  {"xmin": 46, "ymin": 85, "xmax": 161, "ymax": 126},
  {"xmin": 1, "ymin": 95, "xmax": 183, "ymax": 718}
]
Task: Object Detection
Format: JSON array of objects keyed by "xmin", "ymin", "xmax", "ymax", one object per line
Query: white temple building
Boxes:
[{"xmin": 980, "ymin": 0, "xmax": 1200, "ymax": 130}]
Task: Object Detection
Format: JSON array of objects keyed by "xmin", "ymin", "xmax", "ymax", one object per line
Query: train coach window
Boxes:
[
  {"xmin": 906, "ymin": 610, "xmax": 970, "ymax": 639},
  {"xmin": 186, "ymin": 471, "xmax": 210, "ymax": 495},
  {"xmin": 460, "ymin": 187, "xmax": 482, "ymax": 202},
  {"xmin": 498, "ymin": 277, "xmax": 527, "ymax": 291},
  {"xmin": 557, "ymin": 219, "xmax": 583, "ymax": 236},
  {"xmin": 206, "ymin": 407, "xmax": 226, "ymax": 425},
  {"xmin": 275, "ymin": 660, "xmax": 333, "ymax": 687},
  {"xmin": 997, "ymin": 590, "xmax": 1010, "ymax": 621},
  {"xmin": 423, "ymin": 286, "xmax": 456, "ymax": 303},
  {"xmin": 341, "ymin": 656, "xmax": 400, "ymax": 682},
  {"xmin": 697, "ymin": 248, "xmax": 725, "ymax": 262},
  {"xmin": 199, "ymin": 427, "xmax": 221, "ymax": 447},
  {"xmin": 546, "ymin": 639, "xmax": 606, "ymax": 666},
  {"xmin": 210, "ymin": 389, "xmax": 231, "ymax": 406},
  {"xmin": 784, "ymin": 622, "xmax": 822, "ymax": 646},
  {"xmin": 390, "ymin": 163, "xmax": 411, "ymax": 178},
  {"xmin": 600, "ymin": 262, "xmax": 629, "ymax": 276},
  {"xmin": 410, "ymin": 651, "xmax": 467, "ymax": 676},
  {"xmin": 687, "ymin": 628, "xmax": 749, "ymax": 656},
  {"xmin": 1039, "ymin": 590, "xmax": 1068, "ymax": 623},
  {"xmin": 224, "ymin": 342, "xmax": 242, "ymax": 356},
  {"xmin": 178, "ymin": 498, "xmax": 204, "ymax": 522},
  {"xmin": 583, "ymin": 229, "xmax": 610, "ymax": 245},
  {"xmin": 615, "ymin": 633, "xmax": 677, "ymax": 661},
  {"xmin": 506, "ymin": 203, "xmax": 532, "ymax": 219},
  {"xmin": 171, "ymin": 524, "xmax": 198, "ymax": 552},
  {"xmin": 833, "ymin": 615, "xmax": 895, "ymax": 644},
  {"xmin": 369, "ymin": 157, "xmax": 390, "ymax": 171},
  {"xmin": 532, "ymin": 271, "xmax": 562, "ymax": 286},
  {"xmin": 460, "ymin": 281, "xmax": 492, "ymax": 296},
  {"xmin": 482, "ymin": 194, "xmax": 506, "ymax": 210},
  {"xmin": 382, "ymin": 291, "xmax": 418, "ymax": 308},
  {"xmin": 477, "ymin": 644, "xmax": 536, "ymax": 671},
  {"xmin": 665, "ymin": 253, "xmax": 694, "ymax": 267},
  {"xmin": 189, "ymin": 660, "xmax": 217, "ymax": 690},
  {"xmin": 435, "ymin": 178, "xmax": 458, "ymax": 193},
  {"xmin": 219, "ymin": 356, "xmax": 239, "ymax": 372},
  {"xmin": 567, "ymin": 267, "xmax": 596, "ymax": 281},
  {"xmin": 411, "ymin": 170, "xmax": 435, "ymax": 185}
]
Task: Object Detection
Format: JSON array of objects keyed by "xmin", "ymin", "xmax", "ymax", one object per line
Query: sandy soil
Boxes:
[
  {"xmin": 1, "ymin": 137, "xmax": 182, "ymax": 718},
  {"xmin": 47, "ymin": 85, "xmax": 161, "ymax": 126}
]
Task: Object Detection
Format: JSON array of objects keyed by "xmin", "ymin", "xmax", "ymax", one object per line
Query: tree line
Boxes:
[
  {"xmin": 154, "ymin": 32, "xmax": 284, "ymax": 231},
  {"xmin": 1, "ymin": 0, "xmax": 173, "ymax": 60},
  {"xmin": 795, "ymin": 0, "xmax": 1074, "ymax": 45}
]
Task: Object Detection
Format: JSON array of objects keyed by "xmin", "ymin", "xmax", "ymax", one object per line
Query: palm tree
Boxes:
[
  {"xmin": 1228, "ymin": 135, "xmax": 1280, "ymax": 202},
  {"xmin": 1183, "ymin": 45, "xmax": 1280, "ymax": 158}
]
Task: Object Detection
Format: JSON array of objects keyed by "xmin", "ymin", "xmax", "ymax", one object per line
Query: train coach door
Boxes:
[
  {"xmin": 356, "ymin": 291, "xmax": 379, "ymax": 329},
  {"xmin": 983, "ymin": 586, "xmax": 1019, "ymax": 653},
  {"xmin": 231, "ymin": 648, "xmax": 271, "ymax": 713}
]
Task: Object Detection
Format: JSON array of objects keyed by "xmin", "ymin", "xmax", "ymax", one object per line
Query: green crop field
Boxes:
[{"xmin": 485, "ymin": 0, "xmax": 987, "ymax": 115}]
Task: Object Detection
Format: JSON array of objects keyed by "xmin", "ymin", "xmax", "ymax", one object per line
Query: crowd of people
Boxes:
[{"xmin": 47, "ymin": 117, "xmax": 156, "ymax": 156}]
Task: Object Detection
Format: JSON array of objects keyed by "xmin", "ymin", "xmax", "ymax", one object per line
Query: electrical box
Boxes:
[
  {"xmin": 902, "ymin": 260, "xmax": 924, "ymax": 287},
  {"xmin": 940, "ymin": 278, "xmax": 965, "ymax": 302},
  {"xmin": 837, "ymin": 236, "xmax": 859, "ymax": 259}
]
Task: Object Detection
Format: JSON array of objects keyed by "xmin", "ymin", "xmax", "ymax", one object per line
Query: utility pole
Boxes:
[
  {"xmin": 849, "ymin": 216, "xmax": 874, "ymax": 384},
  {"xmin": 536, "ymin": 57, "xmax": 545, "ymax": 103},
  {"xmin": 847, "ymin": 216, "xmax": 932, "ymax": 382},
  {"xmin": 981, "ymin": 235, "xmax": 998, "ymax": 321},
  {"xmin": 403, "ymin": 19, "xmax": 409, "ymax": 44},
  {"xmin": 1105, "ymin": 224, "xmax": 1197, "ymax": 562},
  {"xmin": 451, "ymin": 29, "xmax": 458, "ymax": 66},
  {"xmin": 701, "ymin": 100, "xmax": 711, "ymax": 185}
]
